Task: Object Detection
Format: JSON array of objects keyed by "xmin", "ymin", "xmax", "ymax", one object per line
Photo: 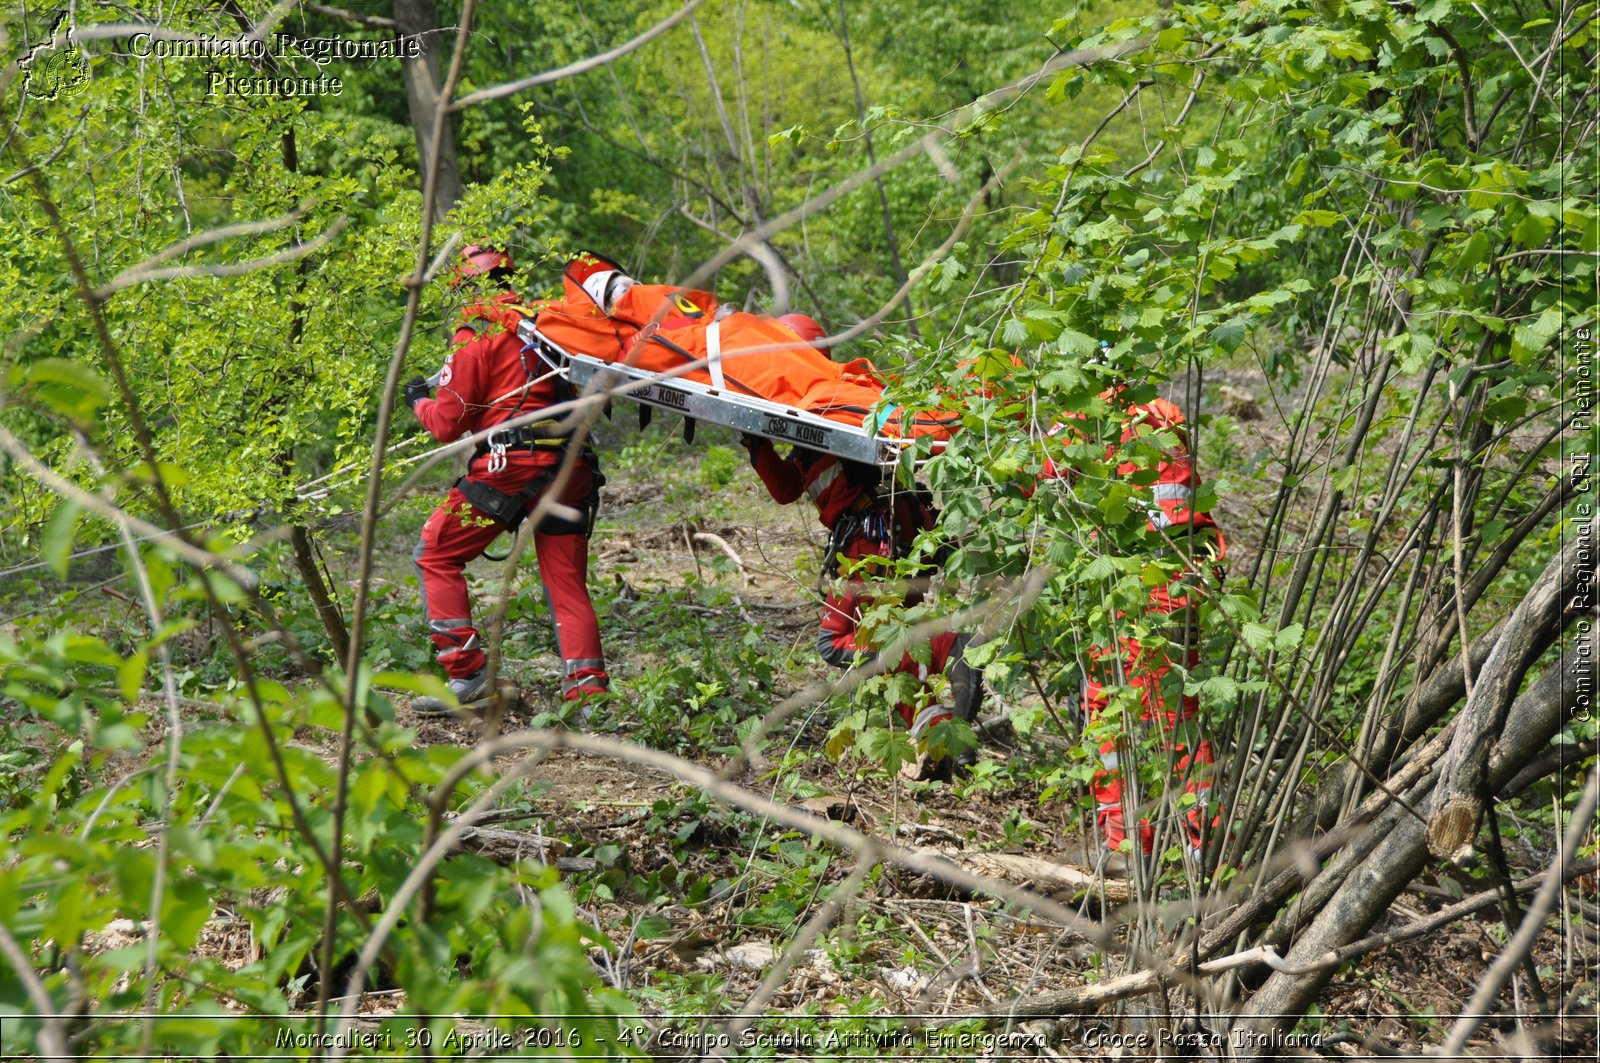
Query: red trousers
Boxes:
[
  {"xmin": 412, "ymin": 452, "xmax": 608, "ymax": 699},
  {"xmin": 817, "ymin": 526, "xmax": 960, "ymax": 736},
  {"xmin": 1082, "ymin": 582, "xmax": 1215, "ymax": 855}
]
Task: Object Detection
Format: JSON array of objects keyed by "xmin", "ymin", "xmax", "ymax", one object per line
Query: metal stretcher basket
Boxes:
[{"xmin": 519, "ymin": 321, "xmax": 928, "ymax": 467}]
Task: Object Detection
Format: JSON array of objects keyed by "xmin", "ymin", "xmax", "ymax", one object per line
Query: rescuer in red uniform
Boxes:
[
  {"xmin": 1042, "ymin": 379, "xmax": 1225, "ymax": 869},
  {"xmin": 743, "ymin": 314, "xmax": 980, "ymax": 759},
  {"xmin": 405, "ymin": 246, "xmax": 609, "ymax": 714}
]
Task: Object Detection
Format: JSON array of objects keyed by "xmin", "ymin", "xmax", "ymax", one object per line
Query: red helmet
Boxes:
[
  {"xmin": 778, "ymin": 313, "xmax": 829, "ymax": 354},
  {"xmin": 451, "ymin": 244, "xmax": 514, "ymax": 287}
]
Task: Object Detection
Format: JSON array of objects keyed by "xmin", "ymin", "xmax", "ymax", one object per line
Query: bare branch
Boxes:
[
  {"xmin": 94, "ymin": 204, "xmax": 310, "ymax": 285},
  {"xmin": 1440, "ymin": 766, "xmax": 1600, "ymax": 1056},
  {"xmin": 64, "ymin": 1, "xmax": 296, "ymax": 47},
  {"xmin": 450, "ymin": 0, "xmax": 709, "ymax": 112},
  {"xmin": 953, "ymin": 851, "xmax": 1600, "ymax": 1023},
  {"xmin": 94, "ymin": 217, "xmax": 345, "ymax": 298},
  {"xmin": 2, "ymin": 103, "xmax": 90, "ymax": 185},
  {"xmin": 673, "ymin": 38, "xmax": 1147, "ymax": 297},
  {"xmin": 711, "ymin": 860, "xmax": 875, "ymax": 1057},
  {"xmin": 0, "ymin": 920, "xmax": 69, "ymax": 1061},
  {"xmin": 834, "ymin": 0, "xmax": 919, "ymax": 339},
  {"xmin": 306, "ymin": 2, "xmax": 396, "ymax": 29}
]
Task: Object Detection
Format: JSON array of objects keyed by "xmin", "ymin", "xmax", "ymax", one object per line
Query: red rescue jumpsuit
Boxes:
[
  {"xmin": 411, "ymin": 292, "xmax": 609, "ymax": 700},
  {"xmin": 1045, "ymin": 395, "xmax": 1224, "ymax": 856},
  {"xmin": 747, "ymin": 441, "xmax": 958, "ymax": 736}
]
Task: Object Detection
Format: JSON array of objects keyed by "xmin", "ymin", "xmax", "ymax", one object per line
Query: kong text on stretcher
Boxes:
[{"xmin": 518, "ymin": 320, "xmax": 932, "ymax": 467}]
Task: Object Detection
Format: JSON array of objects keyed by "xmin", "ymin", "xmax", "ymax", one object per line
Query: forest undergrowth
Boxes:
[{"xmin": 1, "ymin": 0, "xmax": 1596, "ymax": 1060}]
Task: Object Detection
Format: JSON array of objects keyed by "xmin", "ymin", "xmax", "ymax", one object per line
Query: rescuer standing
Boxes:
[
  {"xmin": 1041, "ymin": 367, "xmax": 1225, "ymax": 872},
  {"xmin": 405, "ymin": 246, "xmax": 609, "ymax": 714}
]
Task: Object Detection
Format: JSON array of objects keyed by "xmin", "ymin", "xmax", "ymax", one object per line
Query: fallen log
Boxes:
[
  {"xmin": 963, "ymin": 851, "xmax": 1133, "ymax": 905},
  {"xmin": 903, "ymin": 847, "xmax": 1132, "ymax": 905},
  {"xmin": 454, "ymin": 826, "xmax": 599, "ymax": 873}
]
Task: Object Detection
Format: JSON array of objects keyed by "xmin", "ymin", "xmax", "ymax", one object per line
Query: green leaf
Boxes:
[
  {"xmin": 1241, "ymin": 622, "xmax": 1275, "ymax": 651},
  {"xmin": 1274, "ymin": 623, "xmax": 1306, "ymax": 652},
  {"xmin": 1455, "ymin": 231, "xmax": 1489, "ymax": 272},
  {"xmin": 42, "ymin": 499, "xmax": 84, "ymax": 579},
  {"xmin": 1293, "ymin": 209, "xmax": 1341, "ymax": 227},
  {"xmin": 1210, "ymin": 318, "xmax": 1248, "ymax": 353},
  {"xmin": 857, "ymin": 727, "xmax": 914, "ymax": 775},
  {"xmin": 162, "ymin": 876, "xmax": 214, "ymax": 954},
  {"xmin": 1056, "ymin": 328, "xmax": 1097, "ymax": 356},
  {"xmin": 1485, "ymin": 394, "xmax": 1528, "ymax": 423},
  {"xmin": 26, "ymin": 358, "xmax": 112, "ymax": 424},
  {"xmin": 117, "ymin": 651, "xmax": 149, "ymax": 704},
  {"xmin": 633, "ymin": 916, "xmax": 673, "ymax": 940},
  {"xmin": 1195, "ymin": 674, "xmax": 1240, "ymax": 708},
  {"xmin": 1512, "ymin": 211, "xmax": 1555, "ymax": 247},
  {"xmin": 1513, "ymin": 307, "xmax": 1563, "ymax": 355}
]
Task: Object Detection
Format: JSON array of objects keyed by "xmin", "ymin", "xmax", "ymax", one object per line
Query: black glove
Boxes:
[
  {"xmin": 739, "ymin": 433, "xmax": 769, "ymax": 466},
  {"xmin": 403, "ymin": 376, "xmax": 431, "ymax": 410}
]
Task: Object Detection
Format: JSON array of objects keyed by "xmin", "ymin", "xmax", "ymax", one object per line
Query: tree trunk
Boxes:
[
  {"xmin": 1234, "ymin": 638, "xmax": 1591, "ymax": 1052},
  {"xmin": 290, "ymin": 523, "xmax": 349, "ymax": 668},
  {"xmin": 280, "ymin": 127, "xmax": 350, "ymax": 668},
  {"xmin": 834, "ymin": 0, "xmax": 918, "ymax": 339},
  {"xmin": 394, "ymin": 0, "xmax": 464, "ymax": 219},
  {"xmin": 1424, "ymin": 520, "xmax": 1593, "ymax": 860}
]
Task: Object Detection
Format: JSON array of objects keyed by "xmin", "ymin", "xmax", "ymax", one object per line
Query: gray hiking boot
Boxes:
[
  {"xmin": 1098, "ymin": 848, "xmax": 1143, "ymax": 880},
  {"xmin": 412, "ymin": 670, "xmax": 488, "ymax": 716},
  {"xmin": 949, "ymin": 636, "xmax": 984, "ymax": 724}
]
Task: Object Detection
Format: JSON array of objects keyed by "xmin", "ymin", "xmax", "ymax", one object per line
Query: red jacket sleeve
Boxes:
[
  {"xmin": 413, "ymin": 324, "xmax": 485, "ymax": 442},
  {"xmin": 749, "ymin": 441, "xmax": 806, "ymax": 504},
  {"xmin": 817, "ymin": 591, "xmax": 870, "ymax": 668}
]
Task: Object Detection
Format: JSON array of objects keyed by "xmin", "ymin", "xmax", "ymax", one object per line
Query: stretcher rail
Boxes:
[{"xmin": 519, "ymin": 322, "xmax": 925, "ymax": 466}]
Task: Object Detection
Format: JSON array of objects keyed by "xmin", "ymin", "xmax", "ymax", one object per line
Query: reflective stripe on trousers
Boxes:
[{"xmin": 562, "ymin": 656, "xmax": 608, "ymax": 696}]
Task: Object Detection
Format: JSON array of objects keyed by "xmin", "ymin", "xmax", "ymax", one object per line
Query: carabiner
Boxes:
[{"xmin": 485, "ymin": 428, "xmax": 509, "ymax": 474}]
